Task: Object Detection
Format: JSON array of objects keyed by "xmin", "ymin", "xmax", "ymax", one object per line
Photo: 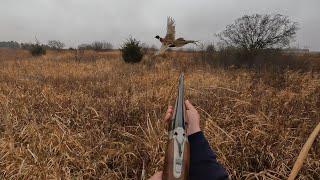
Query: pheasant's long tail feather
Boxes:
[{"xmin": 186, "ymin": 40, "xmax": 199, "ymax": 45}]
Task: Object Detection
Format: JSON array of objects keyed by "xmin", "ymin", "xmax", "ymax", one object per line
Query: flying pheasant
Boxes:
[{"xmin": 155, "ymin": 17, "xmax": 197, "ymax": 55}]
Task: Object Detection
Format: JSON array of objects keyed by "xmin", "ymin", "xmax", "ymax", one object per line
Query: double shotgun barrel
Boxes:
[{"xmin": 163, "ymin": 73, "xmax": 190, "ymax": 180}]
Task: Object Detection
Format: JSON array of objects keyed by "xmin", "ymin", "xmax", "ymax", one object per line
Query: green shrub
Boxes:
[
  {"xmin": 121, "ymin": 37, "xmax": 144, "ymax": 63},
  {"xmin": 30, "ymin": 44, "xmax": 46, "ymax": 56}
]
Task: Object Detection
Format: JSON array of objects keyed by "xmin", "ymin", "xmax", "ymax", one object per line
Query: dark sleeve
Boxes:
[{"xmin": 188, "ymin": 131, "xmax": 228, "ymax": 180}]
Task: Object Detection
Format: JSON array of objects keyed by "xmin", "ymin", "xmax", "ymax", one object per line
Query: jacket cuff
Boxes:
[{"xmin": 188, "ymin": 131, "xmax": 205, "ymax": 144}]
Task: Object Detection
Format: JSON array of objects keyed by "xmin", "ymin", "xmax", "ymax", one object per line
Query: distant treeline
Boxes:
[
  {"xmin": 0, "ymin": 41, "xmax": 21, "ymax": 48},
  {"xmin": 78, "ymin": 41, "xmax": 113, "ymax": 51},
  {"xmin": 0, "ymin": 41, "xmax": 55, "ymax": 50},
  {"xmin": 0, "ymin": 40, "xmax": 115, "ymax": 51}
]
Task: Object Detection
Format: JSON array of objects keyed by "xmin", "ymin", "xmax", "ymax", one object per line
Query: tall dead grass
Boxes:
[{"xmin": 0, "ymin": 49, "xmax": 319, "ymax": 179}]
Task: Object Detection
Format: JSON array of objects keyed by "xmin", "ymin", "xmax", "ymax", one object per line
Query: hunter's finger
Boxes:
[
  {"xmin": 148, "ymin": 171, "xmax": 163, "ymax": 180},
  {"xmin": 164, "ymin": 112, "xmax": 172, "ymax": 122},
  {"xmin": 164, "ymin": 106, "xmax": 173, "ymax": 122},
  {"xmin": 166, "ymin": 105, "xmax": 173, "ymax": 115},
  {"xmin": 185, "ymin": 100, "xmax": 195, "ymax": 111}
]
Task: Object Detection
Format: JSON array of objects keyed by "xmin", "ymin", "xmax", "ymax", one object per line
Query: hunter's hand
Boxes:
[
  {"xmin": 148, "ymin": 171, "xmax": 162, "ymax": 180},
  {"xmin": 163, "ymin": 100, "xmax": 201, "ymax": 136},
  {"xmin": 185, "ymin": 100, "xmax": 201, "ymax": 135}
]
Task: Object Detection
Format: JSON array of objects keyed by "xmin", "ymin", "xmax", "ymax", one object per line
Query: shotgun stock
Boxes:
[{"xmin": 163, "ymin": 73, "xmax": 190, "ymax": 180}]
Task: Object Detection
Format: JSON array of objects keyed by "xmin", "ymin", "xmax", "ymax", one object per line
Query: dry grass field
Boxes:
[{"xmin": 0, "ymin": 49, "xmax": 319, "ymax": 179}]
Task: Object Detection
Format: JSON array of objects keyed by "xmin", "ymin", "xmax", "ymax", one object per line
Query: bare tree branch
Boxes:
[{"xmin": 217, "ymin": 14, "xmax": 298, "ymax": 51}]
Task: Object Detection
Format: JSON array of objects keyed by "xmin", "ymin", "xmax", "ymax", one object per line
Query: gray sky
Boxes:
[{"xmin": 1, "ymin": 0, "xmax": 319, "ymax": 51}]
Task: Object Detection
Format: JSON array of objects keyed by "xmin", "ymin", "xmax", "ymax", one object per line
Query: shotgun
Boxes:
[{"xmin": 163, "ymin": 73, "xmax": 190, "ymax": 180}]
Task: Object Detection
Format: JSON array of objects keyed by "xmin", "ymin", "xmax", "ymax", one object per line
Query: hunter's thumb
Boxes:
[{"xmin": 185, "ymin": 100, "xmax": 195, "ymax": 110}]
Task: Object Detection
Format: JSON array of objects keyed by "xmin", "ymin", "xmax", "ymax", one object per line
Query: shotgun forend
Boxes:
[{"xmin": 163, "ymin": 73, "xmax": 190, "ymax": 180}]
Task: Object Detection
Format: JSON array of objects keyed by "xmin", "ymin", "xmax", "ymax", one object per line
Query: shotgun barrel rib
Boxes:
[{"xmin": 163, "ymin": 73, "xmax": 190, "ymax": 180}]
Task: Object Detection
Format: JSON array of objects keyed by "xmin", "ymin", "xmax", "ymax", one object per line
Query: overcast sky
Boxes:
[{"xmin": 1, "ymin": 0, "xmax": 319, "ymax": 51}]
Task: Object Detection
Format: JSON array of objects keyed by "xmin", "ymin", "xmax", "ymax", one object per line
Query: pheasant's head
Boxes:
[{"xmin": 155, "ymin": 35, "xmax": 160, "ymax": 39}]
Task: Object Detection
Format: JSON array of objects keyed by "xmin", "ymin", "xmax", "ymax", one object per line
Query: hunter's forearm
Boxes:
[{"xmin": 188, "ymin": 131, "xmax": 228, "ymax": 180}]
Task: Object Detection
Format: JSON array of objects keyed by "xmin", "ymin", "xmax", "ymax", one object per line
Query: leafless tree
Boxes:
[
  {"xmin": 92, "ymin": 41, "xmax": 103, "ymax": 50},
  {"xmin": 217, "ymin": 14, "xmax": 298, "ymax": 51},
  {"xmin": 78, "ymin": 43, "xmax": 92, "ymax": 50},
  {"xmin": 48, "ymin": 40, "xmax": 65, "ymax": 50},
  {"xmin": 206, "ymin": 43, "xmax": 215, "ymax": 53},
  {"xmin": 102, "ymin": 42, "xmax": 113, "ymax": 50},
  {"xmin": 92, "ymin": 41, "xmax": 113, "ymax": 51}
]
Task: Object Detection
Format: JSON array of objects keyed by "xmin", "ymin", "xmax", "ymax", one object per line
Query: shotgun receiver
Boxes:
[{"xmin": 163, "ymin": 73, "xmax": 190, "ymax": 180}]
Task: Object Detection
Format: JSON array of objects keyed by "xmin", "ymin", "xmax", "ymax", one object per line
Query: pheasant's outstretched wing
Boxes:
[
  {"xmin": 165, "ymin": 17, "xmax": 175, "ymax": 42},
  {"xmin": 156, "ymin": 44, "xmax": 169, "ymax": 55},
  {"xmin": 176, "ymin": 38, "xmax": 185, "ymax": 41}
]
